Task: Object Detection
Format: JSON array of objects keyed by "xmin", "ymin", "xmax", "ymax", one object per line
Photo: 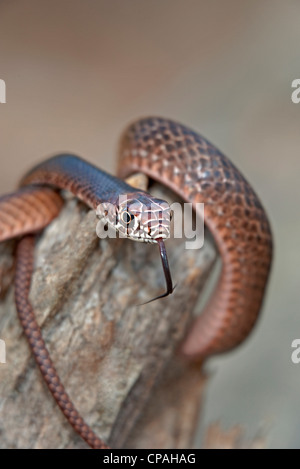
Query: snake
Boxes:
[{"xmin": 0, "ymin": 117, "xmax": 273, "ymax": 448}]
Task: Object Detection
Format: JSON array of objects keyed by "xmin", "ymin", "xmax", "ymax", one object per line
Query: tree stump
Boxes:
[{"xmin": 0, "ymin": 177, "xmax": 217, "ymax": 449}]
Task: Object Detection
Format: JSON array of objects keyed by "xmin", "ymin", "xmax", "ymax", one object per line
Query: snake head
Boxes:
[
  {"xmin": 96, "ymin": 191, "xmax": 174, "ymax": 301},
  {"xmin": 96, "ymin": 191, "xmax": 171, "ymax": 244}
]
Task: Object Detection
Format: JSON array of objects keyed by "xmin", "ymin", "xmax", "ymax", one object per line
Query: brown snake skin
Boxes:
[
  {"xmin": 0, "ymin": 117, "xmax": 273, "ymax": 448},
  {"xmin": 14, "ymin": 236, "xmax": 109, "ymax": 449},
  {"xmin": 118, "ymin": 118, "xmax": 273, "ymax": 357},
  {"xmin": 0, "ymin": 186, "xmax": 64, "ymax": 241}
]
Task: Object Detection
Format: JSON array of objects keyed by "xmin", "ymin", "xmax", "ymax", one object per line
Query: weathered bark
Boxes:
[{"xmin": 0, "ymin": 178, "xmax": 217, "ymax": 449}]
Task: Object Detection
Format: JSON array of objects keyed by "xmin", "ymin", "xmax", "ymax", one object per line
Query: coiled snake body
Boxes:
[{"xmin": 0, "ymin": 117, "xmax": 272, "ymax": 448}]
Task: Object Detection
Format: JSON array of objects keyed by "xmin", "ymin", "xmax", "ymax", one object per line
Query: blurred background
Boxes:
[{"xmin": 0, "ymin": 0, "xmax": 299, "ymax": 448}]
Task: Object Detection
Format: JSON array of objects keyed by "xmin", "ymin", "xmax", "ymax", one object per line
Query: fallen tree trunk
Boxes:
[{"xmin": 0, "ymin": 177, "xmax": 217, "ymax": 449}]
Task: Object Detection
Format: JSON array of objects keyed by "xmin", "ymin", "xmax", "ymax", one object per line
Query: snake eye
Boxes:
[{"xmin": 121, "ymin": 211, "xmax": 134, "ymax": 224}]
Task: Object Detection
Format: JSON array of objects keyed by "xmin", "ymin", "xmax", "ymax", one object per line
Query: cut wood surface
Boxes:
[{"xmin": 0, "ymin": 177, "xmax": 218, "ymax": 448}]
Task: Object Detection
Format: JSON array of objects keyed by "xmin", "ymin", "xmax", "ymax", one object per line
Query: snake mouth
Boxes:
[
  {"xmin": 153, "ymin": 230, "xmax": 170, "ymax": 241},
  {"xmin": 128, "ymin": 230, "xmax": 169, "ymax": 243},
  {"xmin": 140, "ymin": 237, "xmax": 174, "ymax": 304}
]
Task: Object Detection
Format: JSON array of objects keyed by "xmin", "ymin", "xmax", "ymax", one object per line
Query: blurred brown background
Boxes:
[{"xmin": 0, "ymin": 0, "xmax": 299, "ymax": 448}]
